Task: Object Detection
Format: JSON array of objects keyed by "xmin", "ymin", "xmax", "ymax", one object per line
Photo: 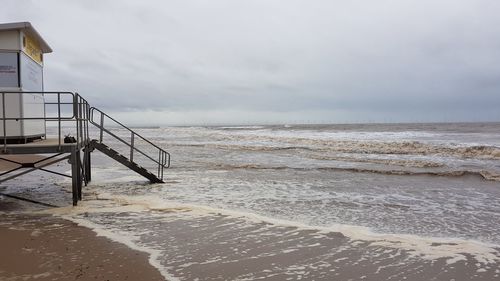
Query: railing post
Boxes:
[
  {"xmin": 158, "ymin": 150, "xmax": 161, "ymax": 177},
  {"xmin": 57, "ymin": 93, "xmax": 61, "ymax": 150},
  {"xmin": 2, "ymin": 93, "xmax": 6, "ymax": 152},
  {"xmin": 43, "ymin": 91, "xmax": 47, "ymax": 140},
  {"xmin": 85, "ymin": 102, "xmax": 89, "ymax": 144},
  {"xmin": 161, "ymin": 152, "xmax": 164, "ymax": 180},
  {"xmin": 74, "ymin": 94, "xmax": 80, "ymax": 148},
  {"xmin": 99, "ymin": 111, "xmax": 104, "ymax": 143},
  {"xmin": 71, "ymin": 148, "xmax": 79, "ymax": 206},
  {"xmin": 130, "ymin": 132, "xmax": 134, "ymax": 162},
  {"xmin": 76, "ymin": 95, "xmax": 81, "ymax": 149}
]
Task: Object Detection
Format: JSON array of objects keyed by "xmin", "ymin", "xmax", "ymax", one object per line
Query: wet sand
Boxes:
[
  {"xmin": 2, "ymin": 197, "xmax": 500, "ymax": 281},
  {"xmin": 73, "ymin": 205, "xmax": 500, "ymax": 281},
  {"xmin": 0, "ymin": 155, "xmax": 166, "ymax": 280},
  {"xmin": 0, "ymin": 209, "xmax": 165, "ymax": 280}
]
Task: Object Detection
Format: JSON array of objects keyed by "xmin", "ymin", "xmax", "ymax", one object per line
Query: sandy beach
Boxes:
[
  {"xmin": 66, "ymin": 201, "xmax": 499, "ymax": 281},
  {"xmin": 0, "ymin": 211, "xmax": 165, "ymax": 281},
  {"xmin": 2, "ymin": 196, "xmax": 499, "ymax": 281},
  {"xmin": 0, "ymin": 156, "xmax": 166, "ymax": 281}
]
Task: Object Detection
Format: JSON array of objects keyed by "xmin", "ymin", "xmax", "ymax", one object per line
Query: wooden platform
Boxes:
[{"xmin": 0, "ymin": 138, "xmax": 86, "ymax": 154}]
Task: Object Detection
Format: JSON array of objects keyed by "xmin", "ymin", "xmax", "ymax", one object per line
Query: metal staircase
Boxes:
[
  {"xmin": 90, "ymin": 140, "xmax": 164, "ymax": 183},
  {"xmin": 0, "ymin": 91, "xmax": 171, "ymax": 206},
  {"xmin": 89, "ymin": 107, "xmax": 170, "ymax": 184}
]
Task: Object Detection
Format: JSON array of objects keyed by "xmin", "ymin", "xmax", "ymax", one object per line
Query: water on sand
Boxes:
[{"xmin": 2, "ymin": 122, "xmax": 500, "ymax": 280}]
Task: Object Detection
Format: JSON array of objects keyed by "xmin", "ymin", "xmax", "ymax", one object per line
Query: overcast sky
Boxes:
[{"xmin": 2, "ymin": 0, "xmax": 500, "ymax": 125}]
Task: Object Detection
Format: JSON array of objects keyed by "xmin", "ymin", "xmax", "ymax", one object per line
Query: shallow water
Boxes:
[{"xmin": 103, "ymin": 122, "xmax": 500, "ymax": 242}]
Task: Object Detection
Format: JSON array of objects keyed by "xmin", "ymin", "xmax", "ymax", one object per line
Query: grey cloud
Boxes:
[{"xmin": 1, "ymin": 0, "xmax": 500, "ymax": 124}]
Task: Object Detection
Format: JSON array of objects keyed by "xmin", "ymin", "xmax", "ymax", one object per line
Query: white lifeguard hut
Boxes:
[{"xmin": 0, "ymin": 22, "xmax": 52, "ymax": 143}]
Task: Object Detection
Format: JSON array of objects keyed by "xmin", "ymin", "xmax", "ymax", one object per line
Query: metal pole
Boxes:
[
  {"xmin": 71, "ymin": 149, "xmax": 78, "ymax": 206},
  {"xmin": 42, "ymin": 92, "xmax": 47, "ymax": 140},
  {"xmin": 2, "ymin": 93, "xmax": 6, "ymax": 152},
  {"xmin": 161, "ymin": 152, "xmax": 164, "ymax": 180},
  {"xmin": 79, "ymin": 96, "xmax": 83, "ymax": 148},
  {"xmin": 74, "ymin": 95, "xmax": 79, "ymax": 149},
  {"xmin": 130, "ymin": 132, "xmax": 134, "ymax": 162},
  {"xmin": 158, "ymin": 150, "xmax": 161, "ymax": 177},
  {"xmin": 99, "ymin": 111, "xmax": 104, "ymax": 143},
  {"xmin": 84, "ymin": 101, "xmax": 89, "ymax": 144},
  {"xmin": 85, "ymin": 147, "xmax": 91, "ymax": 183},
  {"xmin": 57, "ymin": 93, "xmax": 61, "ymax": 150},
  {"xmin": 76, "ymin": 150, "xmax": 82, "ymax": 200}
]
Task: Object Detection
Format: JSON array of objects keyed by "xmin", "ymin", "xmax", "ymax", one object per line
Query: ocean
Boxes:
[{"xmin": 3, "ymin": 122, "xmax": 500, "ymax": 280}]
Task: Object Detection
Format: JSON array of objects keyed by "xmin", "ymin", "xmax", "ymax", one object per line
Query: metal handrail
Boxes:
[
  {"xmin": 89, "ymin": 107, "xmax": 170, "ymax": 180},
  {"xmin": 0, "ymin": 91, "xmax": 169, "ymax": 181},
  {"xmin": 0, "ymin": 91, "xmax": 88, "ymax": 152}
]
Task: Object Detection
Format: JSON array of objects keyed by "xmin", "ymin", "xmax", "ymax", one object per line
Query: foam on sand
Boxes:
[{"xmin": 44, "ymin": 193, "xmax": 500, "ymax": 267}]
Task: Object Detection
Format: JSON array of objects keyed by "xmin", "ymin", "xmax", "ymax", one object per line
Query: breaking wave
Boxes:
[
  {"xmin": 209, "ymin": 163, "xmax": 500, "ymax": 182},
  {"xmin": 174, "ymin": 140, "xmax": 500, "ymax": 160}
]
